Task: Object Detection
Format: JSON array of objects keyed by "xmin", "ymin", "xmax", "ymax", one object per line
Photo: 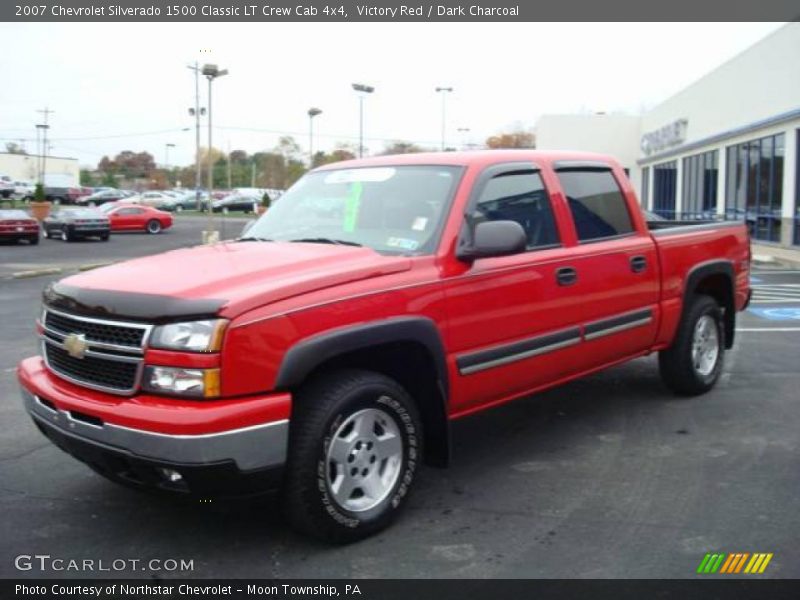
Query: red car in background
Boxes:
[
  {"xmin": 100, "ymin": 203, "xmax": 173, "ymax": 234},
  {"xmin": 0, "ymin": 209, "xmax": 39, "ymax": 244}
]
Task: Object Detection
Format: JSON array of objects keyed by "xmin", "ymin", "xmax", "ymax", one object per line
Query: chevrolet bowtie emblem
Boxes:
[{"xmin": 63, "ymin": 333, "xmax": 88, "ymax": 359}]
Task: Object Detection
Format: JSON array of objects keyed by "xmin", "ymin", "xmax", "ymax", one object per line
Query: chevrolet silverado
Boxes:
[{"xmin": 18, "ymin": 150, "xmax": 751, "ymax": 542}]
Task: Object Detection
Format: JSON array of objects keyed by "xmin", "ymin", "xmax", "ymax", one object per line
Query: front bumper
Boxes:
[{"xmin": 18, "ymin": 357, "xmax": 291, "ymax": 495}]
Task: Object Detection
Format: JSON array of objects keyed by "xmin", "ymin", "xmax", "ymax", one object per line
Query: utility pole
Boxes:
[
  {"xmin": 202, "ymin": 63, "xmax": 228, "ymax": 243},
  {"xmin": 36, "ymin": 107, "xmax": 54, "ymax": 183},
  {"xmin": 226, "ymin": 142, "xmax": 232, "ymax": 189},
  {"xmin": 435, "ymin": 87, "xmax": 453, "ymax": 151},
  {"xmin": 307, "ymin": 107, "xmax": 322, "ymax": 167},
  {"xmin": 187, "ymin": 63, "xmax": 204, "ymax": 210},
  {"xmin": 351, "ymin": 83, "xmax": 374, "ymax": 158}
]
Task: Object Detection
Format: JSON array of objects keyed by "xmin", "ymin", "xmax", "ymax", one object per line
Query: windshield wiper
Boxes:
[
  {"xmin": 289, "ymin": 237, "xmax": 362, "ymax": 247},
  {"xmin": 238, "ymin": 236, "xmax": 273, "ymax": 242}
]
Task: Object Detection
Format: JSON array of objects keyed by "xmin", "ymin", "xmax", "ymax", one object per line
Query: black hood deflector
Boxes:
[{"xmin": 43, "ymin": 282, "xmax": 226, "ymax": 324}]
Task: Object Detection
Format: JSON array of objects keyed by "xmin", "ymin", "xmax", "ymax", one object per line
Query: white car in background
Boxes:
[
  {"xmin": 128, "ymin": 191, "xmax": 174, "ymax": 208},
  {"xmin": 13, "ymin": 181, "xmax": 36, "ymax": 199}
]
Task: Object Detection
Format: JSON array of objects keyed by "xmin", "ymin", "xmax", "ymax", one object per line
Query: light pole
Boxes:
[
  {"xmin": 457, "ymin": 127, "xmax": 470, "ymax": 151},
  {"xmin": 164, "ymin": 143, "xmax": 175, "ymax": 171},
  {"xmin": 202, "ymin": 63, "xmax": 228, "ymax": 243},
  {"xmin": 435, "ymin": 87, "xmax": 453, "ymax": 151},
  {"xmin": 188, "ymin": 63, "xmax": 207, "ymax": 210},
  {"xmin": 307, "ymin": 107, "xmax": 322, "ymax": 168},
  {"xmin": 351, "ymin": 83, "xmax": 374, "ymax": 158}
]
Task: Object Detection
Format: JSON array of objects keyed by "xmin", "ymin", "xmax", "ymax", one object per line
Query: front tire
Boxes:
[
  {"xmin": 284, "ymin": 369, "xmax": 423, "ymax": 543},
  {"xmin": 659, "ymin": 294, "xmax": 725, "ymax": 396},
  {"xmin": 61, "ymin": 228, "xmax": 73, "ymax": 242},
  {"xmin": 146, "ymin": 219, "xmax": 162, "ymax": 234}
]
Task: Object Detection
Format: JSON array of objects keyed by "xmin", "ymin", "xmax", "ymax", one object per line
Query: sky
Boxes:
[{"xmin": 0, "ymin": 22, "xmax": 787, "ymax": 169}]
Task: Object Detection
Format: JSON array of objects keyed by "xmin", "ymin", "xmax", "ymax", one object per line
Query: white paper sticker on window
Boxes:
[{"xmin": 411, "ymin": 217, "xmax": 428, "ymax": 231}]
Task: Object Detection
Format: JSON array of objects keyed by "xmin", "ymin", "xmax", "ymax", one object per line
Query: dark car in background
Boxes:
[
  {"xmin": 44, "ymin": 186, "xmax": 88, "ymax": 205},
  {"xmin": 0, "ymin": 209, "xmax": 40, "ymax": 245},
  {"xmin": 43, "ymin": 208, "xmax": 110, "ymax": 242},
  {"xmin": 77, "ymin": 189, "xmax": 127, "ymax": 207},
  {"xmin": 211, "ymin": 193, "xmax": 260, "ymax": 213}
]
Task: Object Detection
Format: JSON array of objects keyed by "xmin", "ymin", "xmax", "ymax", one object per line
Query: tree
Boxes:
[
  {"xmin": 276, "ymin": 136, "xmax": 302, "ymax": 163},
  {"xmin": 79, "ymin": 169, "xmax": 96, "ymax": 187},
  {"xmin": 5, "ymin": 142, "xmax": 27, "ymax": 154},
  {"xmin": 97, "ymin": 151, "xmax": 157, "ymax": 178},
  {"xmin": 380, "ymin": 141, "xmax": 425, "ymax": 155},
  {"xmin": 311, "ymin": 143, "xmax": 357, "ymax": 168},
  {"xmin": 485, "ymin": 130, "xmax": 536, "ymax": 149}
]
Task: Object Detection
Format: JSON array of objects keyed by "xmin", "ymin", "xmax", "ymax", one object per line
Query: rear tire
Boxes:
[
  {"xmin": 29, "ymin": 235, "xmax": 39, "ymax": 245},
  {"xmin": 146, "ymin": 219, "xmax": 162, "ymax": 234},
  {"xmin": 283, "ymin": 369, "xmax": 423, "ymax": 543},
  {"xmin": 659, "ymin": 294, "xmax": 725, "ymax": 396},
  {"xmin": 100, "ymin": 233, "xmax": 109, "ymax": 241}
]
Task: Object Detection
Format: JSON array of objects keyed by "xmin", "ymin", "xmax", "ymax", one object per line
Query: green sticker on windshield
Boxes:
[{"xmin": 342, "ymin": 181, "xmax": 362, "ymax": 233}]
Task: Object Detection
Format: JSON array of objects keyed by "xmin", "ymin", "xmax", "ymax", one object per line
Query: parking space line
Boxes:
[{"xmin": 737, "ymin": 327, "xmax": 800, "ymax": 332}]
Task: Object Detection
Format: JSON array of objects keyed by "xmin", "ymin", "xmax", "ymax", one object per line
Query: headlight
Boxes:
[
  {"xmin": 143, "ymin": 366, "xmax": 220, "ymax": 398},
  {"xmin": 150, "ymin": 319, "xmax": 227, "ymax": 352}
]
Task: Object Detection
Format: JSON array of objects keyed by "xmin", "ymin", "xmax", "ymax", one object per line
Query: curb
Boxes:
[
  {"xmin": 9, "ymin": 261, "xmax": 114, "ymax": 279},
  {"xmin": 11, "ymin": 267, "xmax": 62, "ymax": 279},
  {"xmin": 78, "ymin": 262, "xmax": 113, "ymax": 272}
]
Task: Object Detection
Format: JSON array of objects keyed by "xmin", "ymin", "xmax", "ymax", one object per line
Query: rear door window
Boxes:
[{"xmin": 556, "ymin": 169, "xmax": 634, "ymax": 242}]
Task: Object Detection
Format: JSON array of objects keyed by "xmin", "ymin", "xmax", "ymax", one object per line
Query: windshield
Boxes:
[
  {"xmin": 0, "ymin": 210, "xmax": 29, "ymax": 219},
  {"xmin": 245, "ymin": 165, "xmax": 462, "ymax": 254},
  {"xmin": 65, "ymin": 209, "xmax": 101, "ymax": 218}
]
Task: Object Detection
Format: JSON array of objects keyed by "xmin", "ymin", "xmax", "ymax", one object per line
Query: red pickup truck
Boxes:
[{"xmin": 18, "ymin": 151, "xmax": 751, "ymax": 542}]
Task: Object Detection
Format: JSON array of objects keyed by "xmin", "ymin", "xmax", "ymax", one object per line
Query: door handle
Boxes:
[
  {"xmin": 556, "ymin": 266, "xmax": 578, "ymax": 286},
  {"xmin": 630, "ymin": 255, "xmax": 648, "ymax": 273}
]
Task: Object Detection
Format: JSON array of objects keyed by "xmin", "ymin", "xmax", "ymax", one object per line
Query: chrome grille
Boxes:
[
  {"xmin": 41, "ymin": 308, "xmax": 152, "ymax": 395},
  {"xmin": 44, "ymin": 342, "xmax": 140, "ymax": 392},
  {"xmin": 45, "ymin": 309, "xmax": 146, "ymax": 348}
]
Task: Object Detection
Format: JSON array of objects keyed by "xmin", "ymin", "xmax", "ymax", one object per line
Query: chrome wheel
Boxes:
[
  {"xmin": 325, "ymin": 404, "xmax": 403, "ymax": 513},
  {"xmin": 692, "ymin": 315, "xmax": 719, "ymax": 377}
]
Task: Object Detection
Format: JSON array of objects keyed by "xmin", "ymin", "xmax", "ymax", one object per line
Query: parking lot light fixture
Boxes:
[
  {"xmin": 351, "ymin": 83, "xmax": 375, "ymax": 158},
  {"xmin": 202, "ymin": 64, "xmax": 228, "ymax": 243}
]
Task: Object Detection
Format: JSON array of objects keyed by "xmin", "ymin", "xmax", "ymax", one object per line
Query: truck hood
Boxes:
[{"xmin": 46, "ymin": 241, "xmax": 412, "ymax": 322}]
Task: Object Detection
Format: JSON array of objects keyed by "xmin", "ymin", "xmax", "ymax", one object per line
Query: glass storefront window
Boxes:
[
  {"xmin": 653, "ymin": 161, "xmax": 677, "ymax": 219},
  {"xmin": 725, "ymin": 132, "xmax": 784, "ymax": 242},
  {"xmin": 681, "ymin": 150, "xmax": 718, "ymax": 219}
]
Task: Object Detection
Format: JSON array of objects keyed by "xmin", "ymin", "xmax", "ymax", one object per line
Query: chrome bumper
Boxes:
[{"xmin": 21, "ymin": 387, "xmax": 288, "ymax": 472}]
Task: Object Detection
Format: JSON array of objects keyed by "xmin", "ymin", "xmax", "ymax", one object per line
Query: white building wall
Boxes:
[
  {"xmin": 641, "ymin": 23, "xmax": 800, "ymax": 146},
  {"xmin": 0, "ymin": 153, "xmax": 80, "ymax": 186},
  {"xmin": 536, "ymin": 114, "xmax": 643, "ymax": 191}
]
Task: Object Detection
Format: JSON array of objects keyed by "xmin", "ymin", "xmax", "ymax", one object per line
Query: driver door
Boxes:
[{"xmin": 444, "ymin": 165, "xmax": 586, "ymax": 414}]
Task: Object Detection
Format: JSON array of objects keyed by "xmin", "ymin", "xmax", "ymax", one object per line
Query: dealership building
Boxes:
[
  {"xmin": 0, "ymin": 152, "xmax": 79, "ymax": 187},
  {"xmin": 537, "ymin": 22, "xmax": 800, "ymax": 249}
]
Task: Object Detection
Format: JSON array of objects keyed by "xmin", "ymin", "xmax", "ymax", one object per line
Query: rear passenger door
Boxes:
[
  {"xmin": 445, "ymin": 165, "xmax": 588, "ymax": 414},
  {"xmin": 553, "ymin": 164, "xmax": 660, "ymax": 366}
]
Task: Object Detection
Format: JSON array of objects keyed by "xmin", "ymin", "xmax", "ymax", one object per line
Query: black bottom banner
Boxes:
[{"xmin": 4, "ymin": 579, "xmax": 800, "ymax": 600}]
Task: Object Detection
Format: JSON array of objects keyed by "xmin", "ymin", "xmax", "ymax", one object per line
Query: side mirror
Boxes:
[
  {"xmin": 240, "ymin": 219, "xmax": 256, "ymax": 237},
  {"xmin": 457, "ymin": 220, "xmax": 526, "ymax": 261}
]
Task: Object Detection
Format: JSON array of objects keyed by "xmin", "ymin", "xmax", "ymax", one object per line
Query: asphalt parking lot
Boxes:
[
  {"xmin": 0, "ymin": 214, "xmax": 250, "ymax": 279},
  {"xmin": 1, "ymin": 228, "xmax": 799, "ymax": 578}
]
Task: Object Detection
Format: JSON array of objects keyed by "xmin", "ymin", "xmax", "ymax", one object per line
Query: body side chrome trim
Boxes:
[
  {"xmin": 584, "ymin": 317, "xmax": 653, "ymax": 341},
  {"xmin": 456, "ymin": 326, "xmax": 582, "ymax": 376}
]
